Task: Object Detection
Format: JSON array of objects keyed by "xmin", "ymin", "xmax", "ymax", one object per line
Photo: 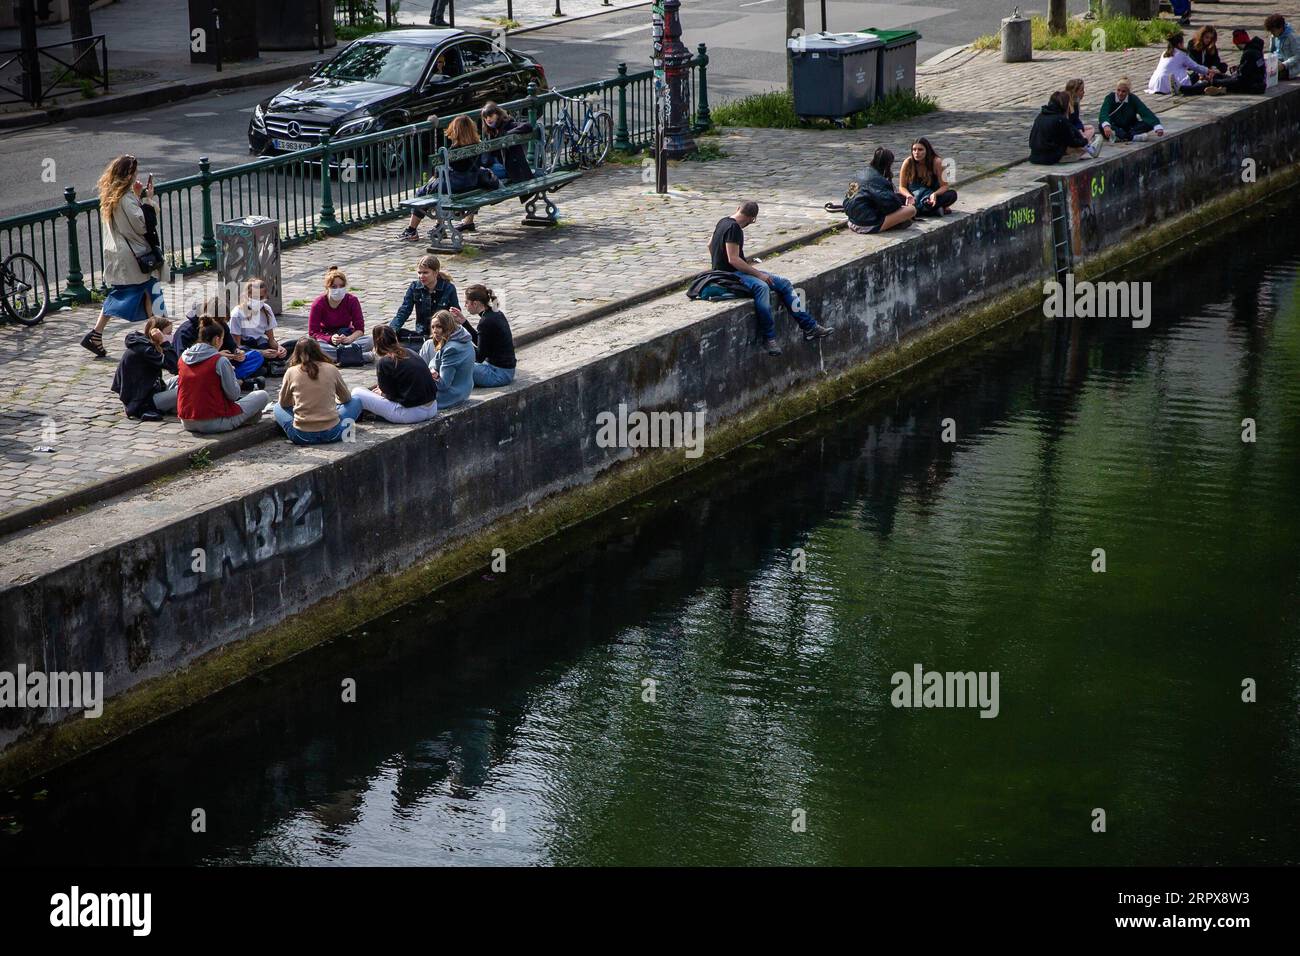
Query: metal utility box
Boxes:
[
  {"xmin": 787, "ymin": 32, "xmax": 883, "ymax": 119},
  {"xmin": 216, "ymin": 216, "xmax": 282, "ymax": 316},
  {"xmin": 860, "ymin": 28, "xmax": 922, "ymax": 100}
]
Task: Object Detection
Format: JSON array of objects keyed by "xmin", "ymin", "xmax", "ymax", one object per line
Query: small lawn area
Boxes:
[
  {"xmin": 710, "ymin": 88, "xmax": 938, "ymax": 131},
  {"xmin": 972, "ymin": 15, "xmax": 1181, "ymax": 52}
]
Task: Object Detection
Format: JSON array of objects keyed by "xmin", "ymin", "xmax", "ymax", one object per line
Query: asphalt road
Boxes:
[{"xmin": 0, "ymin": 2, "xmax": 1087, "ymax": 219}]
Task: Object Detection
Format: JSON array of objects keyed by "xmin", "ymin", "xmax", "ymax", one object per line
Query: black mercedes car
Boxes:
[{"xmin": 248, "ymin": 29, "xmax": 548, "ymax": 154}]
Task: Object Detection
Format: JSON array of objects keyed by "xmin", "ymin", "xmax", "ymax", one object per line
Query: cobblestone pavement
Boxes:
[{"xmin": 0, "ymin": 24, "xmax": 1275, "ymax": 524}]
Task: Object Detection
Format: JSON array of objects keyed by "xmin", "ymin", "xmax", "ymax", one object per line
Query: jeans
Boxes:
[
  {"xmin": 183, "ymin": 390, "xmax": 270, "ymax": 434},
  {"xmin": 737, "ymin": 273, "xmax": 817, "ymax": 341},
  {"xmin": 152, "ymin": 380, "xmax": 178, "ymax": 413},
  {"xmin": 429, "ymin": 0, "xmax": 450, "ymax": 24},
  {"xmin": 1170, "ymin": 0, "xmax": 1190, "ymax": 15},
  {"xmin": 911, "ymin": 185, "xmax": 958, "ymax": 215},
  {"xmin": 1109, "ymin": 120, "xmax": 1155, "ymax": 142},
  {"xmin": 350, "ymin": 387, "xmax": 438, "ymax": 424},
  {"xmin": 473, "ymin": 362, "xmax": 515, "ymax": 387},
  {"xmin": 273, "ymin": 396, "xmax": 362, "ymax": 444}
]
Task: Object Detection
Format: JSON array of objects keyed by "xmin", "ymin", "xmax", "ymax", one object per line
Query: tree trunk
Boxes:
[
  {"xmin": 785, "ymin": 0, "xmax": 805, "ymax": 92},
  {"xmin": 69, "ymin": 0, "xmax": 100, "ymax": 79},
  {"xmin": 1048, "ymin": 0, "xmax": 1068, "ymax": 36}
]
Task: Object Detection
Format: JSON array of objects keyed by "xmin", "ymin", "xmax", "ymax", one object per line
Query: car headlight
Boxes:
[
  {"xmin": 336, "ymin": 117, "xmax": 375, "ymax": 138},
  {"xmin": 252, "ymin": 103, "xmax": 266, "ymax": 130}
]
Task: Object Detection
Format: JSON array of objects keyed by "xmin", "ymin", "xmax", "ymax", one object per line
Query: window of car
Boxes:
[
  {"xmin": 427, "ymin": 46, "xmax": 463, "ymax": 83},
  {"xmin": 455, "ymin": 39, "xmax": 509, "ymax": 74},
  {"xmin": 319, "ymin": 42, "xmax": 432, "ymax": 87}
]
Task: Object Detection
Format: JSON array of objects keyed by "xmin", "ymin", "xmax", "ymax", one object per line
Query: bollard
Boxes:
[{"xmin": 1002, "ymin": 11, "xmax": 1032, "ymax": 63}]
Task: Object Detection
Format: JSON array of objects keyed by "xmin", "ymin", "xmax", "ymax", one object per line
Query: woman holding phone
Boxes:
[{"xmin": 80, "ymin": 155, "xmax": 168, "ymax": 357}]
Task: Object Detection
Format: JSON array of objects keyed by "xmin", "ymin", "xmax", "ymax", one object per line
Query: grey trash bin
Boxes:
[
  {"xmin": 860, "ymin": 28, "xmax": 922, "ymax": 100},
  {"xmin": 216, "ymin": 216, "xmax": 282, "ymax": 316},
  {"xmin": 787, "ymin": 32, "xmax": 883, "ymax": 119}
]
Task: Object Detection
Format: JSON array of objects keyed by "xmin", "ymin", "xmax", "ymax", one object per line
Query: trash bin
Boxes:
[
  {"xmin": 787, "ymin": 32, "xmax": 883, "ymax": 119},
  {"xmin": 216, "ymin": 216, "xmax": 282, "ymax": 316},
  {"xmin": 860, "ymin": 28, "xmax": 922, "ymax": 101}
]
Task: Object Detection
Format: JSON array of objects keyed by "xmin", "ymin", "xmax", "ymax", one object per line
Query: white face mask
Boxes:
[
  {"xmin": 328, "ymin": 287, "xmax": 347, "ymax": 304},
  {"xmin": 249, "ymin": 297, "xmax": 264, "ymax": 309}
]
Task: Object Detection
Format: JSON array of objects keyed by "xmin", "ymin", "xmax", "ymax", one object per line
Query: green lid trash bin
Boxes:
[
  {"xmin": 860, "ymin": 28, "xmax": 922, "ymax": 101},
  {"xmin": 786, "ymin": 32, "xmax": 883, "ymax": 120}
]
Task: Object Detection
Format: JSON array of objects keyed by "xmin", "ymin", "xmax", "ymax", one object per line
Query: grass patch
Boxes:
[
  {"xmin": 606, "ymin": 148, "xmax": 646, "ymax": 165},
  {"xmin": 710, "ymin": 88, "xmax": 937, "ymax": 130},
  {"xmin": 972, "ymin": 15, "xmax": 1181, "ymax": 51},
  {"xmin": 486, "ymin": 17, "xmax": 522, "ymax": 29},
  {"xmin": 457, "ymin": 245, "xmax": 481, "ymax": 258},
  {"xmin": 681, "ymin": 140, "xmax": 728, "ymax": 161},
  {"xmin": 289, "ymin": 299, "xmax": 307, "ymax": 308},
  {"xmin": 189, "ymin": 449, "xmax": 212, "ymax": 470},
  {"xmin": 337, "ymin": 22, "xmax": 389, "ymax": 41}
]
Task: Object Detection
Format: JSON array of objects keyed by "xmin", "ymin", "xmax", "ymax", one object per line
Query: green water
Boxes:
[{"xmin": 3, "ymin": 205, "xmax": 1299, "ymax": 867}]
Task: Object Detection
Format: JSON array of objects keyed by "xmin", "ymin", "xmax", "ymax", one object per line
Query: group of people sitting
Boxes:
[
  {"xmin": 1031, "ymin": 20, "xmax": 1295, "ymax": 166},
  {"xmin": 110, "ymin": 255, "xmax": 517, "ymax": 446}
]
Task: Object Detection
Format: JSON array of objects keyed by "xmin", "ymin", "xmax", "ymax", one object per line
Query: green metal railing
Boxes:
[{"xmin": 0, "ymin": 46, "xmax": 712, "ymax": 309}]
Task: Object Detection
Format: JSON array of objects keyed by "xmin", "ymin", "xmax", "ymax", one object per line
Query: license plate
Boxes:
[{"xmin": 273, "ymin": 139, "xmax": 312, "ymax": 152}]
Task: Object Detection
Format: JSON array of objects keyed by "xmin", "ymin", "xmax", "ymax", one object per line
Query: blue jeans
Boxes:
[
  {"xmin": 737, "ymin": 273, "xmax": 816, "ymax": 341},
  {"xmin": 273, "ymin": 396, "xmax": 363, "ymax": 445},
  {"xmin": 473, "ymin": 362, "xmax": 515, "ymax": 387},
  {"xmin": 1170, "ymin": 0, "xmax": 1190, "ymax": 15}
]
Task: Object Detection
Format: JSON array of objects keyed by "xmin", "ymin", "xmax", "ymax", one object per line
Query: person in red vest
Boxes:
[{"xmin": 177, "ymin": 319, "xmax": 270, "ymax": 434}]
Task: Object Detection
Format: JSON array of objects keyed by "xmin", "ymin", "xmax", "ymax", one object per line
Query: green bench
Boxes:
[{"xmin": 401, "ymin": 126, "xmax": 582, "ymax": 253}]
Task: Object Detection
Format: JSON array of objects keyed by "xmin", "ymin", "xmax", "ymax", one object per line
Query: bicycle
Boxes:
[
  {"xmin": 545, "ymin": 94, "xmax": 614, "ymax": 173},
  {"xmin": 0, "ymin": 252, "xmax": 50, "ymax": 327}
]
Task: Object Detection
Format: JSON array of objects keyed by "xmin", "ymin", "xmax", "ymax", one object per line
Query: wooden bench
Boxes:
[{"xmin": 401, "ymin": 126, "xmax": 582, "ymax": 253}]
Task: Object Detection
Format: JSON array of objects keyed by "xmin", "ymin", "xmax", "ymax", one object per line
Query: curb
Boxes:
[
  {"xmin": 0, "ymin": 59, "xmax": 317, "ymax": 131},
  {"xmin": 507, "ymin": 0, "xmax": 652, "ymax": 36}
]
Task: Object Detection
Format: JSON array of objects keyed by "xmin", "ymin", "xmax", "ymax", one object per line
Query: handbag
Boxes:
[
  {"xmin": 335, "ymin": 343, "xmax": 365, "ymax": 367},
  {"xmin": 131, "ymin": 202, "xmax": 165, "ymax": 273}
]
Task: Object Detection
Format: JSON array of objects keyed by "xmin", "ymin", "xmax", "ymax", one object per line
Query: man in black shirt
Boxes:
[{"xmin": 708, "ymin": 201, "xmax": 832, "ymax": 355}]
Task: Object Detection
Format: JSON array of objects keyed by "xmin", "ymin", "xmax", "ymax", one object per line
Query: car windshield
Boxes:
[{"xmin": 318, "ymin": 42, "xmax": 430, "ymax": 87}]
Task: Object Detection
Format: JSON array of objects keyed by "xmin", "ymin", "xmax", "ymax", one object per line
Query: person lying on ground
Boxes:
[
  {"xmin": 350, "ymin": 326, "xmax": 439, "ymax": 424},
  {"xmin": 388, "ymin": 254, "xmax": 459, "ymax": 340},
  {"xmin": 1064, "ymin": 79, "xmax": 1096, "ymax": 142},
  {"xmin": 177, "ymin": 319, "xmax": 270, "ymax": 435},
  {"xmin": 1100, "ymin": 78, "xmax": 1165, "ymax": 142},
  {"xmin": 1031, "ymin": 91, "xmax": 1101, "ymax": 163},
  {"xmin": 898, "ymin": 138, "xmax": 957, "ymax": 218},
  {"xmin": 274, "ymin": 337, "xmax": 363, "ymax": 445},
  {"xmin": 230, "ymin": 278, "xmax": 288, "ymax": 368},
  {"xmin": 1148, "ymin": 31, "xmax": 1218, "ymax": 95},
  {"xmin": 1266, "ymin": 14, "xmax": 1300, "ymax": 80},
  {"xmin": 111, "ymin": 314, "xmax": 178, "ymax": 422},
  {"xmin": 455, "ymin": 283, "xmax": 517, "ymax": 388},
  {"xmin": 310, "ymin": 267, "xmax": 373, "ymax": 364},
  {"xmin": 420, "ymin": 309, "xmax": 476, "ymax": 408},
  {"xmin": 708, "ymin": 200, "xmax": 832, "ymax": 356}
]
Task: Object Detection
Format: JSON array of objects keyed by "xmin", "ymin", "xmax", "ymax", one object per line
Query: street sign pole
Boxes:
[{"xmin": 652, "ymin": 2, "xmax": 668, "ymax": 192}]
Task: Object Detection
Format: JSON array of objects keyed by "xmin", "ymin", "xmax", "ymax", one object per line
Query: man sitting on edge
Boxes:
[{"xmin": 709, "ymin": 201, "xmax": 832, "ymax": 356}]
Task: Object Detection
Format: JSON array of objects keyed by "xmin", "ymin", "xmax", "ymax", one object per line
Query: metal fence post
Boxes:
[
  {"xmin": 694, "ymin": 43, "xmax": 712, "ymax": 132},
  {"xmin": 198, "ymin": 156, "xmax": 219, "ymax": 266},
  {"xmin": 212, "ymin": 7, "xmax": 222, "ymax": 72},
  {"xmin": 318, "ymin": 134, "xmax": 340, "ymax": 233},
  {"xmin": 61, "ymin": 186, "xmax": 91, "ymax": 303},
  {"xmin": 614, "ymin": 63, "xmax": 631, "ymax": 151}
]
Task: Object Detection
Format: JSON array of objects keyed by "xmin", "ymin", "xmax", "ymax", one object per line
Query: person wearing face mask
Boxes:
[
  {"xmin": 230, "ymin": 278, "xmax": 289, "ymax": 372},
  {"xmin": 111, "ymin": 314, "xmax": 180, "ymax": 421},
  {"xmin": 309, "ymin": 267, "xmax": 373, "ymax": 364},
  {"xmin": 1098, "ymin": 78, "xmax": 1165, "ymax": 143}
]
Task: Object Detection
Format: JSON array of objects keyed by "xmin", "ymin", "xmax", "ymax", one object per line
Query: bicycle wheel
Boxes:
[
  {"xmin": 545, "ymin": 123, "xmax": 568, "ymax": 173},
  {"xmin": 1, "ymin": 253, "xmax": 50, "ymax": 327},
  {"xmin": 585, "ymin": 110, "xmax": 613, "ymax": 168}
]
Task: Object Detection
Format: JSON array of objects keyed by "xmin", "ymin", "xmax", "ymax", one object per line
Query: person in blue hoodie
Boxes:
[
  {"xmin": 1266, "ymin": 14, "xmax": 1300, "ymax": 79},
  {"xmin": 420, "ymin": 309, "xmax": 476, "ymax": 408},
  {"xmin": 388, "ymin": 254, "xmax": 459, "ymax": 342}
]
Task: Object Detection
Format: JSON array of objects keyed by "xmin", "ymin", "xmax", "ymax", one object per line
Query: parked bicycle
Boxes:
[
  {"xmin": 0, "ymin": 252, "xmax": 50, "ymax": 327},
  {"xmin": 545, "ymin": 94, "xmax": 614, "ymax": 172}
]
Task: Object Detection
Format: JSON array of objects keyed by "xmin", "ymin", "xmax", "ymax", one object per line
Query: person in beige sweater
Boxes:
[
  {"xmin": 81, "ymin": 155, "xmax": 170, "ymax": 358},
  {"xmin": 273, "ymin": 339, "xmax": 365, "ymax": 445}
]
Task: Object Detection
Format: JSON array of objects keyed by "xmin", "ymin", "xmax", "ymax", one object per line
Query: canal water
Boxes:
[{"xmin": 3, "ymin": 201, "xmax": 1300, "ymax": 867}]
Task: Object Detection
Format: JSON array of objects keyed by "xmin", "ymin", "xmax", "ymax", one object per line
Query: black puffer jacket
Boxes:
[
  {"xmin": 843, "ymin": 167, "xmax": 903, "ymax": 229},
  {"xmin": 1029, "ymin": 98, "xmax": 1087, "ymax": 165},
  {"xmin": 111, "ymin": 330, "xmax": 177, "ymax": 416},
  {"xmin": 1236, "ymin": 37, "xmax": 1268, "ymax": 93}
]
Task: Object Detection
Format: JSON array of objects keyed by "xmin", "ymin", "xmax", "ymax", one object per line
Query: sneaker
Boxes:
[
  {"xmin": 1178, "ymin": 14, "xmax": 1191, "ymax": 26},
  {"xmin": 763, "ymin": 338, "xmax": 782, "ymax": 356},
  {"xmin": 129, "ymin": 409, "xmax": 163, "ymax": 423},
  {"xmin": 79, "ymin": 329, "xmax": 106, "ymax": 358},
  {"xmin": 1205, "ymin": 84, "xmax": 1227, "ymax": 96},
  {"xmin": 454, "ymin": 219, "xmax": 476, "ymax": 233},
  {"xmin": 400, "ymin": 226, "xmax": 420, "ymax": 242},
  {"xmin": 1133, "ymin": 132, "xmax": 1149, "ymax": 142},
  {"xmin": 803, "ymin": 323, "xmax": 833, "ymax": 341},
  {"xmin": 252, "ymin": 377, "xmax": 266, "ymax": 391}
]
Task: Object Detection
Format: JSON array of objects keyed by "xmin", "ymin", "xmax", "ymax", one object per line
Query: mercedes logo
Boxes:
[{"xmin": 287, "ymin": 121, "xmax": 302, "ymax": 139}]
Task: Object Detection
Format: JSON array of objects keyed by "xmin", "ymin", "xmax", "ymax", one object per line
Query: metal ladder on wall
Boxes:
[{"xmin": 1048, "ymin": 180, "xmax": 1072, "ymax": 281}]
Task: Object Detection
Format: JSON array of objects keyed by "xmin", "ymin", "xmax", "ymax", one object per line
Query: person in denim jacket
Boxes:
[{"xmin": 388, "ymin": 255, "xmax": 459, "ymax": 341}]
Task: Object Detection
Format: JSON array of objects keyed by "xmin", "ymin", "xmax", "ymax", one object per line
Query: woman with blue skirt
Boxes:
[{"xmin": 80, "ymin": 155, "xmax": 168, "ymax": 358}]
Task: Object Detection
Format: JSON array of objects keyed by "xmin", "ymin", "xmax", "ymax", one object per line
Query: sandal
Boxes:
[{"xmin": 80, "ymin": 329, "xmax": 106, "ymax": 358}]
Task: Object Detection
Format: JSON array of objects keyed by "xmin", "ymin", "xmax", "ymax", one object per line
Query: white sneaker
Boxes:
[{"xmin": 1133, "ymin": 133, "xmax": 1149, "ymax": 142}]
